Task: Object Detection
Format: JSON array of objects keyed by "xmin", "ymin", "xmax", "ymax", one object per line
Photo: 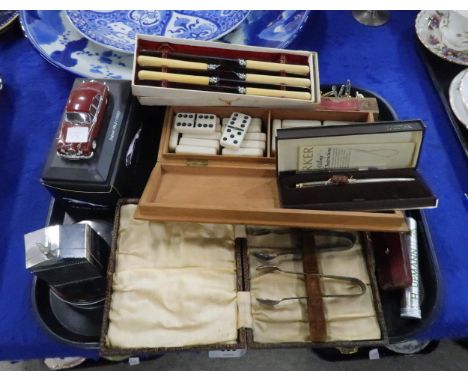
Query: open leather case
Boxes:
[{"xmin": 100, "ymin": 200, "xmax": 387, "ymax": 356}]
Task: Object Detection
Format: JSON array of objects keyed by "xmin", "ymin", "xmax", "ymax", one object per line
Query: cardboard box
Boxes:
[{"xmin": 132, "ymin": 35, "xmax": 320, "ymax": 108}]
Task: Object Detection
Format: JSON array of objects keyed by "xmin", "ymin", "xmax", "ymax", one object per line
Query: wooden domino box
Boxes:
[{"xmin": 136, "ymin": 106, "xmax": 409, "ymax": 232}]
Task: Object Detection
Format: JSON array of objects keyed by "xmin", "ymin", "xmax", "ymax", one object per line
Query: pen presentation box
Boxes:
[
  {"xmin": 136, "ymin": 106, "xmax": 409, "ymax": 232},
  {"xmin": 100, "ymin": 200, "xmax": 387, "ymax": 356},
  {"xmin": 131, "ymin": 35, "xmax": 320, "ymax": 108},
  {"xmin": 276, "ymin": 120, "xmax": 437, "ymax": 211}
]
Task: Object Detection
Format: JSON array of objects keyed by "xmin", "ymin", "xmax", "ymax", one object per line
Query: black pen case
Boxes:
[{"xmin": 276, "ymin": 120, "xmax": 437, "ymax": 211}]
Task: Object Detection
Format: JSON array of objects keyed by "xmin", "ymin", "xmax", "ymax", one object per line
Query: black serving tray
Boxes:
[
  {"xmin": 312, "ymin": 208, "xmax": 441, "ymax": 361},
  {"xmin": 320, "ymin": 84, "xmax": 398, "ymax": 121},
  {"xmin": 32, "ymin": 200, "xmax": 116, "ymax": 349},
  {"xmin": 310, "ymin": 85, "xmax": 442, "ymax": 360},
  {"xmin": 418, "ymin": 41, "xmax": 468, "ymax": 159},
  {"xmin": 33, "ymin": 103, "xmax": 164, "ymax": 349},
  {"xmin": 36, "ymin": 87, "xmax": 441, "ymax": 354},
  {"xmin": 32, "ymin": 276, "xmax": 105, "ymax": 349}
]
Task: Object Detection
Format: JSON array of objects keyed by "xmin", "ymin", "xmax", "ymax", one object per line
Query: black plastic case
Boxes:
[{"xmin": 41, "ymin": 79, "xmax": 164, "ymax": 208}]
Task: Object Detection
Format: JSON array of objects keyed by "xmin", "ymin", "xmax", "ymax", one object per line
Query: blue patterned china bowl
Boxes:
[
  {"xmin": 20, "ymin": 10, "xmax": 311, "ymax": 80},
  {"xmin": 66, "ymin": 10, "xmax": 251, "ymax": 53},
  {"xmin": 222, "ymin": 10, "xmax": 310, "ymax": 49}
]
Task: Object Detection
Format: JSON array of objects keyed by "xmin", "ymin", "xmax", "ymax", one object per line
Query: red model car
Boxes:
[{"xmin": 56, "ymin": 80, "xmax": 109, "ymax": 160}]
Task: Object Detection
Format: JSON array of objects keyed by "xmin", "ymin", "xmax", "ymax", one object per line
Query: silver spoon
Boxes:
[{"xmin": 256, "ymin": 297, "xmax": 308, "ymax": 306}]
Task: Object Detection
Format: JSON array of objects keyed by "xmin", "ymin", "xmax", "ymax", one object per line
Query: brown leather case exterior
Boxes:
[
  {"xmin": 101, "ymin": 201, "xmax": 388, "ymax": 355},
  {"xmin": 372, "ymin": 232, "xmax": 412, "ymax": 290},
  {"xmin": 301, "ymin": 233, "xmax": 327, "ymax": 342}
]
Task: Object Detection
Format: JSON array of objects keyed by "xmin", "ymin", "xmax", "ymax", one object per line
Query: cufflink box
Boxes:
[
  {"xmin": 41, "ymin": 79, "xmax": 164, "ymax": 209},
  {"xmin": 135, "ymin": 106, "xmax": 409, "ymax": 232},
  {"xmin": 25, "ymin": 223, "xmax": 109, "ymax": 304},
  {"xmin": 276, "ymin": 120, "xmax": 437, "ymax": 211},
  {"xmin": 100, "ymin": 200, "xmax": 388, "ymax": 357},
  {"xmin": 131, "ymin": 35, "xmax": 320, "ymax": 108},
  {"xmin": 25, "ymin": 224, "xmax": 106, "ymax": 285}
]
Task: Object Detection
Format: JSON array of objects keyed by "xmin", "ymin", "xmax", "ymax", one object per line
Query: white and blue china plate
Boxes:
[
  {"xmin": 0, "ymin": 10, "xmax": 18, "ymax": 34},
  {"xmin": 20, "ymin": 10, "xmax": 311, "ymax": 80},
  {"xmin": 66, "ymin": 10, "xmax": 251, "ymax": 54}
]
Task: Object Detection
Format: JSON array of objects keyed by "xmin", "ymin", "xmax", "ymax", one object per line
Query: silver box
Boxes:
[{"xmin": 24, "ymin": 224, "xmax": 105, "ymax": 287}]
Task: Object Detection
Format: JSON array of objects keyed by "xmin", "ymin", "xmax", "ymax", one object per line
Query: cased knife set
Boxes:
[{"xmin": 131, "ymin": 35, "xmax": 320, "ymax": 108}]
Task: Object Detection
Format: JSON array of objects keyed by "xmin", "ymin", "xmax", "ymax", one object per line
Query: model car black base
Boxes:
[{"xmin": 41, "ymin": 79, "xmax": 166, "ymax": 208}]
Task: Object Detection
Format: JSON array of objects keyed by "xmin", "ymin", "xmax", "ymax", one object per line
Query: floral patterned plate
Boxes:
[
  {"xmin": 19, "ymin": 10, "xmax": 310, "ymax": 80},
  {"xmin": 66, "ymin": 11, "xmax": 250, "ymax": 54},
  {"xmin": 416, "ymin": 10, "xmax": 468, "ymax": 66},
  {"xmin": 449, "ymin": 69, "xmax": 468, "ymax": 128}
]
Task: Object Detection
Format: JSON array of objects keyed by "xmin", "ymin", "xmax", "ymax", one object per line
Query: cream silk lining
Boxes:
[
  {"xmin": 249, "ymin": 233, "xmax": 382, "ymax": 343},
  {"xmin": 106, "ymin": 205, "xmax": 238, "ymax": 348},
  {"xmin": 107, "ymin": 208, "xmax": 381, "ymax": 348}
]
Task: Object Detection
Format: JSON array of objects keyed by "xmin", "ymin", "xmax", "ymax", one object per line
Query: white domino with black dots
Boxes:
[
  {"xmin": 173, "ymin": 113, "xmax": 217, "ymax": 135},
  {"xmin": 171, "ymin": 112, "xmax": 221, "ymax": 154},
  {"xmin": 172, "ymin": 112, "xmax": 266, "ymax": 157},
  {"xmin": 222, "ymin": 117, "xmax": 262, "ymax": 132},
  {"xmin": 220, "ymin": 112, "xmax": 252, "ymax": 149},
  {"xmin": 173, "ymin": 112, "xmax": 196, "ymax": 133},
  {"xmin": 194, "ymin": 113, "xmax": 218, "ymax": 133}
]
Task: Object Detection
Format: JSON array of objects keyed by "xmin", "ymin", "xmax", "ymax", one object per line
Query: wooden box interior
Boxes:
[{"xmin": 136, "ymin": 106, "xmax": 408, "ymax": 232}]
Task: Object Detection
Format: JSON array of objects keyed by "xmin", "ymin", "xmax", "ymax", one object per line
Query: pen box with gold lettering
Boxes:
[{"xmin": 276, "ymin": 120, "xmax": 437, "ymax": 211}]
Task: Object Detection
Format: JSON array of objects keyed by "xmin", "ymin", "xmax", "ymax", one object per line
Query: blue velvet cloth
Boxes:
[{"xmin": 0, "ymin": 11, "xmax": 467, "ymax": 361}]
